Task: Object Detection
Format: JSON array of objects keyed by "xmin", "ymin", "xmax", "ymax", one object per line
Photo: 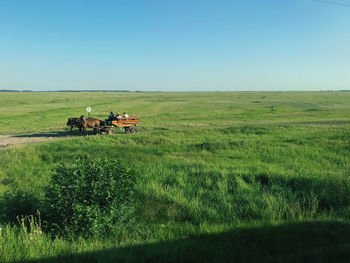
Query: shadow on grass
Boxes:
[
  {"xmin": 13, "ymin": 131, "xmax": 78, "ymax": 138},
  {"xmin": 13, "ymin": 128, "xmax": 120, "ymax": 138},
  {"xmin": 0, "ymin": 190, "xmax": 40, "ymax": 225},
  {"xmin": 14, "ymin": 221, "xmax": 350, "ymax": 263}
]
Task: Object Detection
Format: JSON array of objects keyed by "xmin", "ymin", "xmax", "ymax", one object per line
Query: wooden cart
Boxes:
[{"xmin": 98, "ymin": 117, "xmax": 140, "ymax": 135}]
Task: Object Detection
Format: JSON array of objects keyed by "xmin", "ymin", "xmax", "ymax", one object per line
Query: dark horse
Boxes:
[
  {"xmin": 78, "ymin": 116, "xmax": 102, "ymax": 136},
  {"xmin": 67, "ymin": 117, "xmax": 80, "ymax": 133}
]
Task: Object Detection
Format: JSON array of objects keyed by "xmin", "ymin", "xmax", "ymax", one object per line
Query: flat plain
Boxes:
[{"xmin": 0, "ymin": 91, "xmax": 350, "ymax": 262}]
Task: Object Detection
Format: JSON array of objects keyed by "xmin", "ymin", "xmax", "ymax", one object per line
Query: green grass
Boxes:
[
  {"xmin": 1, "ymin": 91, "xmax": 349, "ymax": 135},
  {"xmin": 0, "ymin": 91, "xmax": 350, "ymax": 262}
]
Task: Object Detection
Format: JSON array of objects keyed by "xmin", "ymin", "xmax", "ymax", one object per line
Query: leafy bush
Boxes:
[{"xmin": 44, "ymin": 156, "xmax": 136, "ymax": 238}]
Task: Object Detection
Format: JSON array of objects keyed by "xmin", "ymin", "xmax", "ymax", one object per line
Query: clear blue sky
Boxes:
[{"xmin": 0, "ymin": 0, "xmax": 349, "ymax": 91}]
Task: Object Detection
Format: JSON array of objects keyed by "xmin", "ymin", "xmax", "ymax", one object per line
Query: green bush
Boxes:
[{"xmin": 44, "ymin": 156, "xmax": 136, "ymax": 238}]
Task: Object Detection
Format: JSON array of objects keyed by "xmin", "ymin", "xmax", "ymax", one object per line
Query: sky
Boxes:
[{"xmin": 0, "ymin": 0, "xmax": 350, "ymax": 91}]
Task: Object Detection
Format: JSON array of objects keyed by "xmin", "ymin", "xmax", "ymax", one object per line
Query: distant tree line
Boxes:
[{"xmin": 0, "ymin": 90, "xmax": 133, "ymax": 92}]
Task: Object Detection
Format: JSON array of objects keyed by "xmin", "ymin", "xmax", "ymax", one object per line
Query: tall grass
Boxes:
[{"xmin": 0, "ymin": 92, "xmax": 349, "ymax": 261}]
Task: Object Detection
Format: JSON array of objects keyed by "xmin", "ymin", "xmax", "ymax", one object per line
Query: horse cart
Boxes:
[
  {"xmin": 66, "ymin": 116, "xmax": 140, "ymax": 135},
  {"xmin": 99, "ymin": 117, "xmax": 140, "ymax": 135}
]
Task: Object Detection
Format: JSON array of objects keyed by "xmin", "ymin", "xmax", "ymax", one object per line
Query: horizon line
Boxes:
[{"xmin": 0, "ymin": 89, "xmax": 349, "ymax": 93}]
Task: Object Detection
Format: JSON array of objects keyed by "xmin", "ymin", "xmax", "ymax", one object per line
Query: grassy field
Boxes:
[{"xmin": 0, "ymin": 91, "xmax": 350, "ymax": 262}]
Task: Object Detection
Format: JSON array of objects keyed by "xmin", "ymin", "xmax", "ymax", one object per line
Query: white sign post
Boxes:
[{"xmin": 86, "ymin": 106, "xmax": 91, "ymax": 118}]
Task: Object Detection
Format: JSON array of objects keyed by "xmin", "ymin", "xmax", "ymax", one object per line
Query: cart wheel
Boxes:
[
  {"xmin": 130, "ymin": 127, "xmax": 137, "ymax": 134},
  {"xmin": 124, "ymin": 127, "xmax": 130, "ymax": 134}
]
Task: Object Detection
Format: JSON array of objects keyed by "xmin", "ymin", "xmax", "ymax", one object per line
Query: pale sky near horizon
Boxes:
[{"xmin": 0, "ymin": 0, "xmax": 349, "ymax": 91}]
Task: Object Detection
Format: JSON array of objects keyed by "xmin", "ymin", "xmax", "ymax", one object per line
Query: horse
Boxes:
[
  {"xmin": 66, "ymin": 117, "xmax": 80, "ymax": 133},
  {"xmin": 78, "ymin": 116, "xmax": 102, "ymax": 136},
  {"xmin": 86, "ymin": 118, "xmax": 101, "ymax": 128}
]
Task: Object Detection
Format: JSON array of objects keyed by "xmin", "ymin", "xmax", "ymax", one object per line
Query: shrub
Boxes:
[{"xmin": 44, "ymin": 156, "xmax": 136, "ymax": 238}]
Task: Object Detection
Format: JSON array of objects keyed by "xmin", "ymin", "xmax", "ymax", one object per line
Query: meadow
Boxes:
[{"xmin": 0, "ymin": 91, "xmax": 350, "ymax": 262}]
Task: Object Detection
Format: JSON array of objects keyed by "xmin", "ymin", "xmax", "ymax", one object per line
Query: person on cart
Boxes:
[
  {"xmin": 123, "ymin": 112, "xmax": 129, "ymax": 118},
  {"xmin": 108, "ymin": 112, "xmax": 114, "ymax": 120},
  {"xmin": 116, "ymin": 112, "xmax": 122, "ymax": 120}
]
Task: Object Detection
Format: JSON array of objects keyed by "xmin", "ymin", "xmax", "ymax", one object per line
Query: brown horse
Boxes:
[
  {"xmin": 78, "ymin": 116, "xmax": 101, "ymax": 135},
  {"xmin": 86, "ymin": 118, "xmax": 101, "ymax": 128}
]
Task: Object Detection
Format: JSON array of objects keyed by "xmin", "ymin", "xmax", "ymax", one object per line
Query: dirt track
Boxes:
[
  {"xmin": 0, "ymin": 135, "xmax": 53, "ymax": 149},
  {"xmin": 0, "ymin": 131, "xmax": 73, "ymax": 149}
]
